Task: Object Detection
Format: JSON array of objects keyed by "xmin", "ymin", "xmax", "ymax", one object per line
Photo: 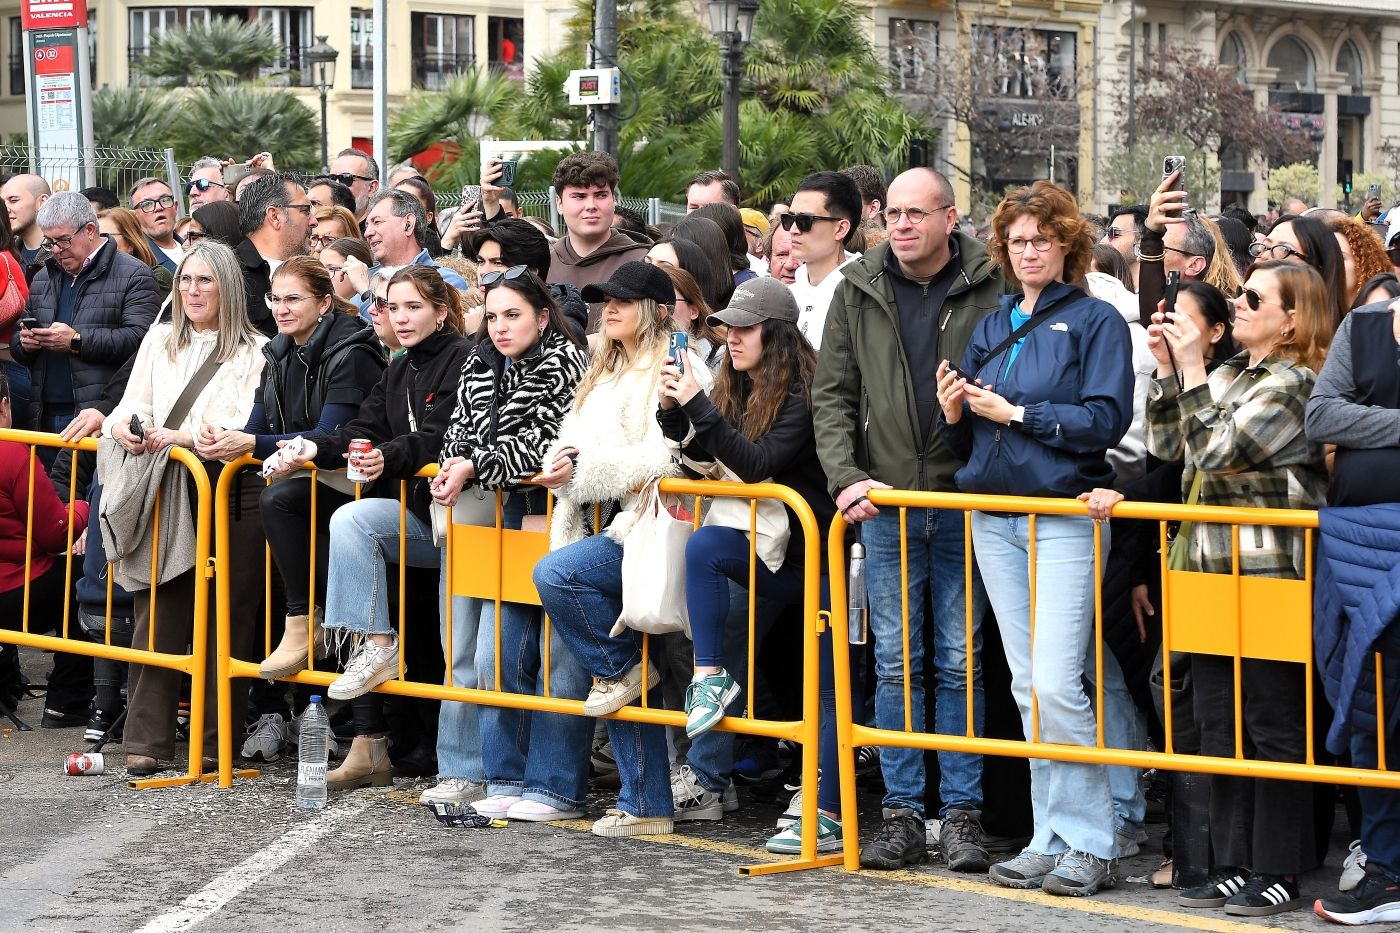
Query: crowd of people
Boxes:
[{"xmin": 3, "ymin": 146, "xmax": 1400, "ymax": 925}]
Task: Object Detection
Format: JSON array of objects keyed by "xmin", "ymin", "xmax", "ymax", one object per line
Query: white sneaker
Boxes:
[
  {"xmin": 722, "ymin": 782, "xmax": 739, "ymax": 813},
  {"xmin": 506, "ymin": 799, "xmax": 583, "ymax": 822},
  {"xmin": 240, "ymin": 713, "xmax": 287, "ymax": 762},
  {"xmin": 475, "ymin": 794, "xmax": 524, "ymax": 819},
  {"xmin": 671, "ymin": 764, "xmax": 725, "ymax": 822},
  {"xmin": 327, "ymin": 637, "xmax": 400, "ymax": 700},
  {"xmin": 419, "ymin": 778, "xmax": 487, "ymax": 806},
  {"xmin": 591, "ymin": 808, "xmax": 673, "ymax": 838},
  {"xmin": 1341, "ymin": 840, "xmax": 1369, "ymax": 892},
  {"xmin": 583, "ymin": 662, "xmax": 661, "ymax": 717},
  {"xmin": 776, "ymin": 785, "xmax": 802, "ymax": 829}
]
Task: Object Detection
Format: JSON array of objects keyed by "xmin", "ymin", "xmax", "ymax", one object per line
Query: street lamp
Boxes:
[
  {"xmin": 709, "ymin": 0, "xmax": 758, "ymax": 187},
  {"xmin": 306, "ymin": 35, "xmax": 340, "ymax": 172}
]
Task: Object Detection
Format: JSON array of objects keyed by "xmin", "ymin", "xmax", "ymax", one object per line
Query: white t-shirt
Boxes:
[
  {"xmin": 158, "ymin": 242, "xmax": 185, "ymax": 266},
  {"xmin": 790, "ymin": 251, "xmax": 858, "ymax": 351}
]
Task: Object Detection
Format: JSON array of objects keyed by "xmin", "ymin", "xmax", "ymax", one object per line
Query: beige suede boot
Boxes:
[
  {"xmin": 326, "ymin": 735, "xmax": 392, "ymax": 790},
  {"xmin": 259, "ymin": 613, "xmax": 321, "ymax": 679}
]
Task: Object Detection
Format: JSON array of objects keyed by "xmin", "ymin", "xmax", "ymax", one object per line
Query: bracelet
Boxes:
[{"xmin": 1133, "ymin": 245, "xmax": 1165, "ymax": 262}]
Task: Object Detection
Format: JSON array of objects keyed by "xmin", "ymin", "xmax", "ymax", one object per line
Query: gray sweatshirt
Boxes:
[{"xmin": 1305, "ymin": 302, "xmax": 1400, "ymax": 448}]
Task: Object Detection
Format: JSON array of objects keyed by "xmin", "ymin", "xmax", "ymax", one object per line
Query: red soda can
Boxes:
[
  {"xmin": 346, "ymin": 438, "xmax": 373, "ymax": 482},
  {"xmin": 65, "ymin": 752, "xmax": 105, "ymax": 775}
]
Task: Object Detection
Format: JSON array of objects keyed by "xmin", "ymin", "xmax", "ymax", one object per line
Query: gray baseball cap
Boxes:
[{"xmin": 707, "ymin": 277, "xmax": 800, "ymax": 328}]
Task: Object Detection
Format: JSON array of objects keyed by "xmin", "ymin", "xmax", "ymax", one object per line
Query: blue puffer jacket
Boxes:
[
  {"xmin": 1315, "ymin": 504, "xmax": 1400, "ymax": 755},
  {"xmin": 940, "ymin": 280, "xmax": 1134, "ymax": 499}
]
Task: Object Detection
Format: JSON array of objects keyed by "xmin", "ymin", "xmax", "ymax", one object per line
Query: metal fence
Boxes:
[{"xmin": 0, "ymin": 144, "xmax": 190, "ymax": 212}]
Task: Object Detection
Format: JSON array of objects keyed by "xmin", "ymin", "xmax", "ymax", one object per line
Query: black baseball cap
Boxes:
[
  {"xmin": 581, "ymin": 261, "xmax": 676, "ymax": 305},
  {"xmin": 708, "ymin": 277, "xmax": 800, "ymax": 328}
]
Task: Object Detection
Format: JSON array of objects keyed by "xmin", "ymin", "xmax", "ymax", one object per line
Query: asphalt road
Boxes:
[{"xmin": 0, "ymin": 648, "xmax": 1352, "ymax": 933}]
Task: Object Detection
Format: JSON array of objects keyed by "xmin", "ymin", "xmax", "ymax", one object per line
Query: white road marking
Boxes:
[{"xmin": 132, "ymin": 799, "xmax": 370, "ymax": 933}]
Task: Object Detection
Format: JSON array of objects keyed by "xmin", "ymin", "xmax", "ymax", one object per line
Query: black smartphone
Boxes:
[
  {"xmin": 497, "ymin": 159, "xmax": 517, "ymax": 188},
  {"xmin": 1162, "ymin": 270, "xmax": 1182, "ymax": 381},
  {"xmin": 18, "ymin": 315, "xmax": 38, "ymax": 329},
  {"xmin": 129, "ymin": 414, "xmax": 145, "ymax": 441}
]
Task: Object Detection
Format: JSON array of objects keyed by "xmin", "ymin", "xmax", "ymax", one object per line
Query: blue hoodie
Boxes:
[{"xmin": 940, "ymin": 280, "xmax": 1133, "ymax": 499}]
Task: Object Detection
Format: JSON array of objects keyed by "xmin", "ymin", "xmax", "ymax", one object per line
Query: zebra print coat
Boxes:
[{"xmin": 439, "ymin": 327, "xmax": 589, "ymax": 490}]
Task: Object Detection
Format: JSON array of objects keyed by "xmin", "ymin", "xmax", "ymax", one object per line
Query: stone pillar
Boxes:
[
  {"xmin": 1246, "ymin": 66, "xmax": 1278, "ymax": 216},
  {"xmin": 1317, "ymin": 73, "xmax": 1343, "ymax": 210}
]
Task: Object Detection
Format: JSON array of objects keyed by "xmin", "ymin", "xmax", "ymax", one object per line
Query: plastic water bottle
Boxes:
[
  {"xmin": 296, "ymin": 695, "xmax": 329, "ymax": 809},
  {"xmin": 848, "ymin": 542, "xmax": 868, "ymax": 646}
]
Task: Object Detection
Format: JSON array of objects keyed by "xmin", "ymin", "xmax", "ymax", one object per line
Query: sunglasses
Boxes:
[
  {"xmin": 1240, "ymin": 286, "xmax": 1282, "ymax": 311},
  {"xmin": 1104, "ymin": 226, "xmax": 1136, "ymax": 241},
  {"xmin": 187, "ymin": 178, "xmax": 225, "ymax": 194},
  {"xmin": 327, "ymin": 172, "xmax": 375, "ymax": 188},
  {"xmin": 778, "ymin": 212, "xmax": 842, "ymax": 233},
  {"xmin": 480, "ymin": 264, "xmax": 530, "ymax": 289},
  {"xmin": 135, "ymin": 194, "xmax": 177, "ymax": 213}
]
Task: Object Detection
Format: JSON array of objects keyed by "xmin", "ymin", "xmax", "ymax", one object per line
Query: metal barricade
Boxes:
[
  {"xmin": 828, "ymin": 488, "xmax": 1400, "ymax": 872},
  {"xmin": 213, "ymin": 458, "xmax": 834, "ymax": 874},
  {"xmin": 0, "ymin": 428, "xmax": 215, "ymax": 789}
]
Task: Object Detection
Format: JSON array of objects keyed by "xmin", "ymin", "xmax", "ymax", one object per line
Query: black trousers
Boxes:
[
  {"xmin": 1192, "ymin": 653, "xmax": 1315, "ymax": 875},
  {"xmin": 0, "ymin": 560, "xmax": 93, "ymax": 714},
  {"xmin": 259, "ymin": 477, "xmax": 354, "ymax": 616}
]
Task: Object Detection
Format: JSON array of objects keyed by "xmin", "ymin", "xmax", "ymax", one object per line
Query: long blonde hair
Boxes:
[
  {"xmin": 574, "ymin": 297, "xmax": 673, "ymax": 408},
  {"xmin": 1200, "ymin": 215, "xmax": 1241, "ymax": 297},
  {"xmin": 167, "ymin": 241, "xmax": 260, "ymax": 362}
]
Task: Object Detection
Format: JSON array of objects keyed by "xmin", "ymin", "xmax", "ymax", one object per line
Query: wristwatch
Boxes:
[
  {"xmin": 69, "ymin": 332, "xmax": 82, "ymax": 355},
  {"xmin": 1009, "ymin": 405, "xmax": 1026, "ymax": 430}
]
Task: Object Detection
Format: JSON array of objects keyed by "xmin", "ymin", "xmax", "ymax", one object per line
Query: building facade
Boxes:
[{"xmin": 0, "ymin": 0, "xmax": 527, "ymax": 157}]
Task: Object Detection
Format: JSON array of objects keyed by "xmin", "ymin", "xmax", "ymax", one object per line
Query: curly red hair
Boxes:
[{"xmin": 988, "ymin": 180, "xmax": 1095, "ymax": 291}]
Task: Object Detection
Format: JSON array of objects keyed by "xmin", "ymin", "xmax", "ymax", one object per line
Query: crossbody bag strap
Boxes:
[
  {"xmin": 968, "ymin": 291, "xmax": 1078, "ymax": 379},
  {"xmin": 163, "ymin": 349, "xmax": 224, "ymax": 430}
]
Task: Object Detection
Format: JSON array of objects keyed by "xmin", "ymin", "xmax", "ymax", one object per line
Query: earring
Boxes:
[{"xmin": 437, "ymin": 318, "xmax": 446, "ymax": 331}]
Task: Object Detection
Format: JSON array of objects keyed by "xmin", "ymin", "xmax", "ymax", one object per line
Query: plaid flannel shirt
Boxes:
[{"xmin": 1146, "ymin": 351, "xmax": 1327, "ymax": 578}]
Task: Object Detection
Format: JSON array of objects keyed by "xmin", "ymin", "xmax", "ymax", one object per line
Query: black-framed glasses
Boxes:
[
  {"xmin": 1006, "ymin": 235, "xmax": 1056, "ymax": 254},
  {"xmin": 186, "ymin": 178, "xmax": 225, "ymax": 195},
  {"xmin": 40, "ymin": 225, "xmax": 91, "ymax": 251},
  {"xmin": 135, "ymin": 194, "xmax": 177, "ymax": 213},
  {"xmin": 1249, "ymin": 241, "xmax": 1306, "ymax": 261},
  {"xmin": 1162, "ymin": 244, "xmax": 1200, "ymax": 260},
  {"xmin": 327, "ymin": 172, "xmax": 375, "ymax": 188},
  {"xmin": 480, "ymin": 264, "xmax": 530, "ymax": 289},
  {"xmin": 779, "ymin": 212, "xmax": 843, "ymax": 233},
  {"xmin": 185, "ymin": 230, "xmax": 208, "ymax": 243},
  {"xmin": 882, "ymin": 205, "xmax": 952, "ymax": 226},
  {"xmin": 282, "ymin": 203, "xmax": 314, "ymax": 215}
]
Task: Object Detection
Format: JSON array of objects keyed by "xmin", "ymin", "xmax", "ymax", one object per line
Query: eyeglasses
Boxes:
[
  {"xmin": 882, "ymin": 205, "xmax": 952, "ymax": 226},
  {"xmin": 265, "ymin": 293, "xmax": 313, "ymax": 310},
  {"xmin": 282, "ymin": 203, "xmax": 314, "ymax": 215},
  {"xmin": 186, "ymin": 178, "xmax": 225, "ymax": 194},
  {"xmin": 1240, "ymin": 286, "xmax": 1284, "ymax": 312},
  {"xmin": 308, "ymin": 233, "xmax": 338, "ymax": 249},
  {"xmin": 779, "ymin": 212, "xmax": 843, "ymax": 233},
  {"xmin": 480, "ymin": 265, "xmax": 530, "ymax": 289},
  {"xmin": 1005, "ymin": 235, "xmax": 1056, "ymax": 254},
  {"xmin": 185, "ymin": 230, "xmax": 208, "ymax": 243},
  {"xmin": 177, "ymin": 273, "xmax": 216, "ymax": 291},
  {"xmin": 1249, "ymin": 241, "xmax": 1306, "ymax": 261},
  {"xmin": 324, "ymin": 263, "xmax": 344, "ymax": 276},
  {"xmin": 40, "ymin": 226, "xmax": 91, "ymax": 251},
  {"xmin": 135, "ymin": 194, "xmax": 177, "ymax": 213},
  {"xmin": 1104, "ymin": 226, "xmax": 1137, "ymax": 242},
  {"xmin": 1162, "ymin": 244, "xmax": 1200, "ymax": 260},
  {"xmin": 327, "ymin": 172, "xmax": 375, "ymax": 188}
]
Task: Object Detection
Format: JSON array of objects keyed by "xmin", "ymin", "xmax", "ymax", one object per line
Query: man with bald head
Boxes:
[
  {"xmin": 3, "ymin": 173, "xmax": 52, "ymax": 269},
  {"xmin": 813, "ymin": 166, "xmax": 1004, "ymax": 874}
]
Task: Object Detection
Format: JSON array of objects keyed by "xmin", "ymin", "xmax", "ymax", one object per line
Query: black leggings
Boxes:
[{"xmin": 259, "ymin": 478, "xmax": 354, "ymax": 616}]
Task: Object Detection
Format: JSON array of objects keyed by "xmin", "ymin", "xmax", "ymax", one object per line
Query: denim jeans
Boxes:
[
  {"xmin": 971, "ymin": 511, "xmax": 1115, "ymax": 859},
  {"xmin": 475, "ymin": 497, "xmax": 592, "ymax": 809},
  {"xmin": 38, "ymin": 405, "xmax": 74, "ymax": 469},
  {"xmin": 533, "ymin": 533, "xmax": 673, "ymax": 819},
  {"xmin": 1352, "ymin": 729, "xmax": 1400, "ymax": 881},
  {"xmin": 863, "ymin": 507, "xmax": 985, "ymax": 818},
  {"xmin": 1, "ymin": 360, "xmax": 32, "ymax": 431},
  {"xmin": 322, "ymin": 496, "xmax": 482, "ymax": 783},
  {"xmin": 1085, "ymin": 644, "xmax": 1147, "ymax": 839}
]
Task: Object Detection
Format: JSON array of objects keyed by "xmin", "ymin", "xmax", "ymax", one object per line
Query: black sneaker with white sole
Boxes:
[
  {"xmin": 84, "ymin": 707, "xmax": 123, "ymax": 743},
  {"xmin": 1179, "ymin": 868, "xmax": 1247, "ymax": 908},
  {"xmin": 1315, "ymin": 867, "xmax": 1400, "ymax": 925},
  {"xmin": 1224, "ymin": 873, "xmax": 1301, "ymax": 916},
  {"xmin": 859, "ymin": 811, "xmax": 927, "ymax": 869}
]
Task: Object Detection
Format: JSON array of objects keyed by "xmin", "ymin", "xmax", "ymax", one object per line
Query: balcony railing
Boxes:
[{"xmin": 412, "ymin": 51, "xmax": 473, "ymax": 91}]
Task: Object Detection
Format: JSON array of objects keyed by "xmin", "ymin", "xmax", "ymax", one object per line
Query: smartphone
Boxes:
[
  {"xmin": 460, "ymin": 184, "xmax": 481, "ymax": 211},
  {"xmin": 1163, "ymin": 155, "xmax": 1186, "ymax": 192},
  {"xmin": 1162, "ymin": 270, "xmax": 1182, "ymax": 377},
  {"xmin": 1369, "ymin": 183, "xmax": 1383, "ymax": 200},
  {"xmin": 497, "ymin": 159, "xmax": 517, "ymax": 188},
  {"xmin": 223, "ymin": 163, "xmax": 254, "ymax": 188},
  {"xmin": 129, "ymin": 414, "xmax": 145, "ymax": 441},
  {"xmin": 18, "ymin": 315, "xmax": 38, "ymax": 329},
  {"xmin": 668, "ymin": 331, "xmax": 689, "ymax": 376}
]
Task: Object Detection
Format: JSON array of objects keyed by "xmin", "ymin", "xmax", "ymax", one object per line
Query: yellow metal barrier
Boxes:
[
  {"xmin": 0, "ymin": 428, "xmax": 216, "ymax": 789},
  {"xmin": 829, "ymin": 488, "xmax": 1400, "ymax": 872},
  {"xmin": 213, "ymin": 457, "xmax": 834, "ymax": 874}
]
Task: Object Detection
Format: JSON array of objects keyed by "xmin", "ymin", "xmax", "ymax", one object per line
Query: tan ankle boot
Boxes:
[
  {"xmin": 327, "ymin": 735, "xmax": 392, "ymax": 790},
  {"xmin": 260, "ymin": 614, "xmax": 316, "ymax": 679}
]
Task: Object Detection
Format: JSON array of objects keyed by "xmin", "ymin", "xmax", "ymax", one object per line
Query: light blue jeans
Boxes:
[
  {"xmin": 863, "ymin": 507, "xmax": 986, "ymax": 819},
  {"xmin": 970, "ymin": 511, "xmax": 1116, "ymax": 859},
  {"xmin": 1086, "ymin": 644, "xmax": 1148, "ymax": 841},
  {"xmin": 322, "ymin": 496, "xmax": 484, "ymax": 783}
]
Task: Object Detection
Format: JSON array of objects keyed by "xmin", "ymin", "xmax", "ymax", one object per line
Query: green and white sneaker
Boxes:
[
  {"xmin": 766, "ymin": 812, "xmax": 843, "ymax": 854},
  {"xmin": 684, "ymin": 670, "xmax": 740, "ymax": 738}
]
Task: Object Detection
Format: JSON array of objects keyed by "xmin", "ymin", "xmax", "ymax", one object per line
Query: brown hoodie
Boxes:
[{"xmin": 547, "ymin": 231, "xmax": 650, "ymax": 332}]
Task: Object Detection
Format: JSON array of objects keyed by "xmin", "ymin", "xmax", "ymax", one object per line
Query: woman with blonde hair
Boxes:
[
  {"xmin": 102, "ymin": 241, "xmax": 269, "ymax": 776},
  {"xmin": 937, "ymin": 180, "xmax": 1134, "ymax": 896},
  {"xmin": 309, "ymin": 205, "xmax": 363, "ymax": 253},
  {"xmin": 1146, "ymin": 260, "xmax": 1331, "ymax": 916},
  {"xmin": 533, "ymin": 261, "xmax": 712, "ymax": 837},
  {"xmin": 99, "ymin": 207, "xmax": 173, "ymax": 301}
]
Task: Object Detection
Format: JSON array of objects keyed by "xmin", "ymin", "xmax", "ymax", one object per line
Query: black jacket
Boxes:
[
  {"xmin": 258, "ymin": 311, "xmax": 384, "ymax": 435},
  {"xmin": 310, "ymin": 330, "xmax": 473, "ymax": 518},
  {"xmin": 658, "ymin": 383, "xmax": 835, "ymax": 562},
  {"xmin": 10, "ymin": 239, "xmax": 160, "ymax": 426},
  {"xmin": 236, "ymin": 239, "xmax": 277, "ymax": 338}
]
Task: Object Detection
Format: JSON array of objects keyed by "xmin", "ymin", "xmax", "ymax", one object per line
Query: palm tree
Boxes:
[
  {"xmin": 134, "ymin": 18, "xmax": 282, "ymax": 87},
  {"xmin": 388, "ymin": 68, "xmax": 519, "ymax": 186},
  {"xmin": 91, "ymin": 86, "xmax": 177, "ymax": 151},
  {"xmin": 170, "ymin": 87, "xmax": 320, "ymax": 172}
]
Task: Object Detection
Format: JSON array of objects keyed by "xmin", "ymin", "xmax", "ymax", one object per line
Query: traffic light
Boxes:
[{"xmin": 1340, "ymin": 159, "xmax": 1354, "ymax": 197}]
